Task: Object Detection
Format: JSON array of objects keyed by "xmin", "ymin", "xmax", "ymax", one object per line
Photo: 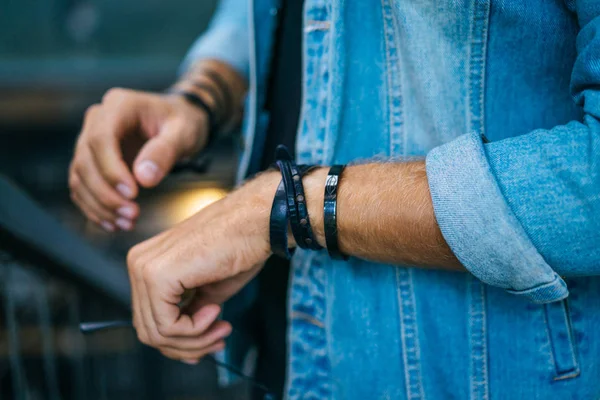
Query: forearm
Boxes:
[{"xmin": 302, "ymin": 162, "xmax": 463, "ymax": 270}]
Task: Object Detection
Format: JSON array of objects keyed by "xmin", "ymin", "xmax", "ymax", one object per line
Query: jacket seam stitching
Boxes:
[
  {"xmin": 380, "ymin": 0, "xmax": 404, "ymax": 157},
  {"xmin": 466, "ymin": 1, "xmax": 491, "ymax": 396},
  {"xmin": 396, "ymin": 268, "xmax": 425, "ymax": 400},
  {"xmin": 466, "ymin": 0, "xmax": 490, "ymax": 137},
  {"xmin": 468, "ymin": 277, "xmax": 489, "ymax": 400}
]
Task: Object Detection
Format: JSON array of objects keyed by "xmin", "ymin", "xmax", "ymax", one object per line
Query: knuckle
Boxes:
[
  {"xmin": 102, "ymin": 87, "xmax": 128, "ymax": 104},
  {"xmin": 137, "ymin": 332, "xmax": 150, "ymax": 346},
  {"xmin": 90, "ymin": 159, "xmax": 121, "ymax": 186},
  {"xmin": 84, "ymin": 104, "xmax": 100, "ymax": 120},
  {"xmin": 141, "ymin": 261, "xmax": 159, "ymax": 282},
  {"xmin": 127, "ymin": 245, "xmax": 142, "ymax": 271},
  {"xmin": 148, "ymin": 332, "xmax": 163, "ymax": 346},
  {"xmin": 156, "ymin": 323, "xmax": 172, "ymax": 338},
  {"xmin": 73, "ymin": 135, "xmax": 88, "ymax": 155},
  {"xmin": 70, "ymin": 157, "xmax": 82, "ymax": 173},
  {"xmin": 101, "ymin": 170, "xmax": 121, "ymax": 186},
  {"xmin": 88, "ymin": 128, "xmax": 105, "ymax": 146},
  {"xmin": 68, "ymin": 173, "xmax": 80, "ymax": 191}
]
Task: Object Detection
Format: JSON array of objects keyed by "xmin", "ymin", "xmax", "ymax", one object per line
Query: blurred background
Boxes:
[{"xmin": 0, "ymin": 1, "xmax": 248, "ymax": 398}]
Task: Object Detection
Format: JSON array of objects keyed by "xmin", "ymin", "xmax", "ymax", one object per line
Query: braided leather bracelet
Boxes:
[
  {"xmin": 288, "ymin": 160, "xmax": 322, "ymax": 251},
  {"xmin": 270, "ymin": 164, "xmax": 313, "ymax": 259},
  {"xmin": 199, "ymin": 68, "xmax": 233, "ymax": 124},
  {"xmin": 270, "ymin": 145, "xmax": 322, "ymax": 257}
]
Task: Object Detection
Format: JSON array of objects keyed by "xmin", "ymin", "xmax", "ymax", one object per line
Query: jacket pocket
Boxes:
[{"xmin": 543, "ymin": 299, "xmax": 580, "ymax": 381}]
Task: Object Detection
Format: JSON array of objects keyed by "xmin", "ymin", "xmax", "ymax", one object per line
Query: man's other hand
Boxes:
[
  {"xmin": 68, "ymin": 88, "xmax": 209, "ymax": 231},
  {"xmin": 125, "ymin": 171, "xmax": 281, "ymax": 364}
]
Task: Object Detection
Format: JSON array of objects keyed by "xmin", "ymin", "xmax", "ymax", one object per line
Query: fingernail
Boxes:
[
  {"xmin": 115, "ymin": 218, "xmax": 133, "ymax": 231},
  {"xmin": 117, "ymin": 206, "xmax": 136, "ymax": 219},
  {"xmin": 100, "ymin": 221, "xmax": 115, "ymax": 232},
  {"xmin": 116, "ymin": 183, "xmax": 134, "ymax": 199},
  {"xmin": 182, "ymin": 359, "xmax": 199, "ymax": 365},
  {"xmin": 136, "ymin": 160, "xmax": 160, "ymax": 182},
  {"xmin": 218, "ymin": 325, "xmax": 233, "ymax": 338}
]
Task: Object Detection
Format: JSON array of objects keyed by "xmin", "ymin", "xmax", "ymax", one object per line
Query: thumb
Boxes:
[{"xmin": 133, "ymin": 119, "xmax": 188, "ymax": 188}]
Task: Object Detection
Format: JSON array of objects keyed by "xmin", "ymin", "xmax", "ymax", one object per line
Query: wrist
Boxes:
[
  {"xmin": 164, "ymin": 92, "xmax": 211, "ymax": 149},
  {"xmin": 251, "ymin": 166, "xmax": 328, "ymax": 254},
  {"xmin": 239, "ymin": 170, "xmax": 284, "ymax": 250},
  {"xmin": 179, "ymin": 59, "xmax": 247, "ymax": 134}
]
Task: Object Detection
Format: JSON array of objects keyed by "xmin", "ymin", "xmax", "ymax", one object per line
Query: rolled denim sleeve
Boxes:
[
  {"xmin": 179, "ymin": 0, "xmax": 250, "ymax": 80},
  {"xmin": 426, "ymin": 2, "xmax": 600, "ymax": 304}
]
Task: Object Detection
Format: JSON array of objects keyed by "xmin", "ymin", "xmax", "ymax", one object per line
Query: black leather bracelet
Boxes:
[
  {"xmin": 189, "ymin": 81, "xmax": 226, "ymax": 126},
  {"xmin": 272, "ymin": 145, "xmax": 322, "ymax": 251},
  {"xmin": 269, "ymin": 164, "xmax": 312, "ymax": 259},
  {"xmin": 288, "ymin": 161, "xmax": 322, "ymax": 251},
  {"xmin": 324, "ymin": 164, "xmax": 348, "ymax": 260}
]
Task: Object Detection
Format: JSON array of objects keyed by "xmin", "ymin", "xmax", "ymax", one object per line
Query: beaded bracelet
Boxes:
[
  {"xmin": 198, "ymin": 68, "xmax": 233, "ymax": 125},
  {"xmin": 189, "ymin": 81, "xmax": 226, "ymax": 127}
]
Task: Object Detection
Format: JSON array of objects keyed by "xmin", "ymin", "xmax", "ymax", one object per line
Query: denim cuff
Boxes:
[
  {"xmin": 179, "ymin": 24, "xmax": 250, "ymax": 81},
  {"xmin": 426, "ymin": 132, "xmax": 569, "ymax": 304}
]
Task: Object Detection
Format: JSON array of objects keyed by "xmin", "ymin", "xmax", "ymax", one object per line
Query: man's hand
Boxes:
[
  {"xmin": 123, "ymin": 159, "xmax": 463, "ymax": 364},
  {"xmin": 68, "ymin": 88, "xmax": 209, "ymax": 231},
  {"xmin": 126, "ymin": 171, "xmax": 281, "ymax": 363}
]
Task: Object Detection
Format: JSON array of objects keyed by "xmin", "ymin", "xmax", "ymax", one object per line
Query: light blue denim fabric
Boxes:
[{"xmin": 185, "ymin": 0, "xmax": 600, "ymax": 398}]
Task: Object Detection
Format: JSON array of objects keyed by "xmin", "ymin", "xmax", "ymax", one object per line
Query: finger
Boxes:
[
  {"xmin": 160, "ymin": 340, "xmax": 226, "ymax": 364},
  {"xmin": 77, "ymin": 148, "xmax": 140, "ymax": 221},
  {"xmin": 70, "ymin": 191, "xmax": 100, "ymax": 224},
  {"xmin": 156, "ymin": 320, "xmax": 231, "ymax": 351},
  {"xmin": 73, "ymin": 177, "xmax": 117, "ymax": 222},
  {"xmin": 147, "ymin": 269, "xmax": 222, "ymax": 338},
  {"xmin": 136, "ymin": 260, "xmax": 163, "ymax": 347},
  {"xmin": 69, "ymin": 172, "xmax": 95, "ymax": 219},
  {"xmin": 86, "ymin": 98, "xmax": 138, "ymax": 200},
  {"xmin": 71, "ymin": 190, "xmax": 116, "ymax": 232},
  {"xmin": 128, "ymin": 255, "xmax": 149, "ymax": 345},
  {"xmin": 133, "ymin": 242, "xmax": 188, "ymax": 347},
  {"xmin": 133, "ymin": 118, "xmax": 194, "ymax": 188},
  {"xmin": 170, "ymin": 320, "xmax": 231, "ymax": 350}
]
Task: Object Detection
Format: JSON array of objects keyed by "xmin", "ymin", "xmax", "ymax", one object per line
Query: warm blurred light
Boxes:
[{"xmin": 167, "ymin": 187, "xmax": 228, "ymax": 224}]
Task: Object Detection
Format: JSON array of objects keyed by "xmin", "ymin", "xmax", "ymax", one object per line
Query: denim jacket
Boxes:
[{"xmin": 184, "ymin": 0, "xmax": 600, "ymax": 398}]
